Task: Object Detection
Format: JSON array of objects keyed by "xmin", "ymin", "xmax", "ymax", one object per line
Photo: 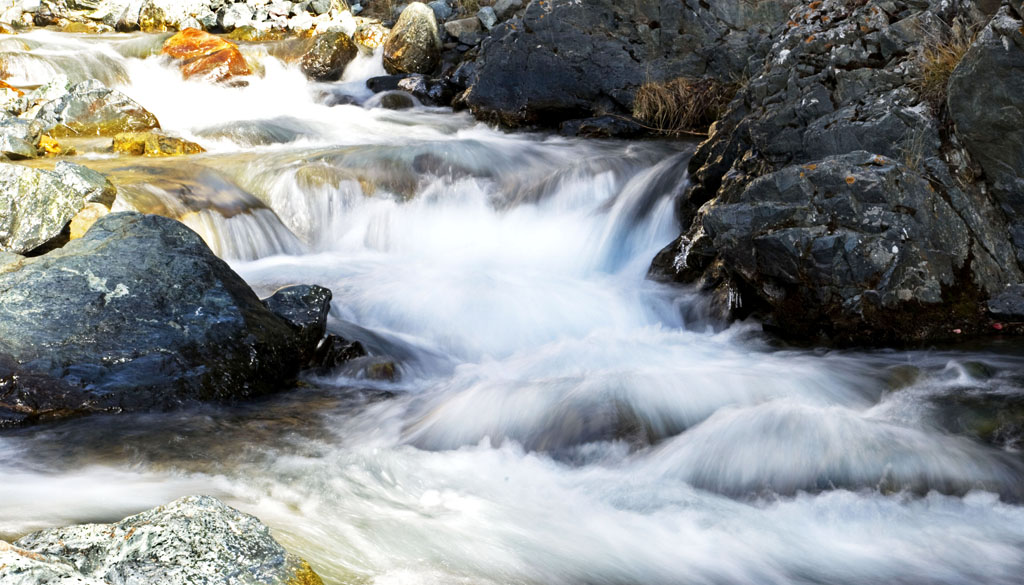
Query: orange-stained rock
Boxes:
[{"xmin": 161, "ymin": 28, "xmax": 252, "ymax": 83}]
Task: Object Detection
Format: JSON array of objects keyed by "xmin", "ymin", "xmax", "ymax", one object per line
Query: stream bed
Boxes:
[{"xmin": 1, "ymin": 30, "xmax": 1024, "ymax": 585}]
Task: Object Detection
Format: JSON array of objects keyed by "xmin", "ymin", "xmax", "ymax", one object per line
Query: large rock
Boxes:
[
  {"xmin": 465, "ymin": 0, "xmax": 798, "ymax": 128},
  {"xmin": 948, "ymin": 5, "xmax": 1024, "ymax": 264},
  {"xmin": 300, "ymin": 30, "xmax": 359, "ymax": 81},
  {"xmin": 382, "ymin": 2, "xmax": 442, "ymax": 75},
  {"xmin": 161, "ymin": 28, "xmax": 253, "ymax": 83},
  {"xmin": 0, "ymin": 212, "xmax": 331, "ymax": 426},
  {"xmin": 2, "ymin": 496, "xmax": 323, "ymax": 585},
  {"xmin": 35, "ymin": 79, "xmax": 160, "ymax": 137},
  {"xmin": 0, "ymin": 161, "xmax": 115, "ymax": 254},
  {"xmin": 650, "ymin": 0, "xmax": 1022, "ymax": 345}
]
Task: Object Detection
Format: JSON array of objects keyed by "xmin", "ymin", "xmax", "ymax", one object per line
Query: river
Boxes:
[{"xmin": 1, "ymin": 30, "xmax": 1023, "ymax": 585}]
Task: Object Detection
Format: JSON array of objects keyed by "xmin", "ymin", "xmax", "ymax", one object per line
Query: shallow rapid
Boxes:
[{"xmin": 2, "ymin": 31, "xmax": 1024, "ymax": 585}]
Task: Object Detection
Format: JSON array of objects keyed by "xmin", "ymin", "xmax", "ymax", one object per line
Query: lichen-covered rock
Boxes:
[
  {"xmin": 0, "ymin": 212, "xmax": 329, "ymax": 426},
  {"xmin": 0, "ymin": 161, "xmax": 116, "ymax": 254},
  {"xmin": 465, "ymin": 0, "xmax": 799, "ymax": 128},
  {"xmin": 5, "ymin": 496, "xmax": 324, "ymax": 585},
  {"xmin": 651, "ymin": 0, "xmax": 1021, "ymax": 345},
  {"xmin": 300, "ymin": 30, "xmax": 359, "ymax": 81},
  {"xmin": 35, "ymin": 79, "xmax": 160, "ymax": 137},
  {"xmin": 112, "ymin": 130, "xmax": 205, "ymax": 156},
  {"xmin": 382, "ymin": 2, "xmax": 441, "ymax": 75},
  {"xmin": 0, "ymin": 116, "xmax": 43, "ymax": 159},
  {"xmin": 161, "ymin": 27, "xmax": 252, "ymax": 83}
]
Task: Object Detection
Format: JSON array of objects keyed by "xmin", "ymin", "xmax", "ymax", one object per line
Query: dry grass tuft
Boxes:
[
  {"xmin": 915, "ymin": 21, "xmax": 975, "ymax": 111},
  {"xmin": 631, "ymin": 77, "xmax": 737, "ymax": 136}
]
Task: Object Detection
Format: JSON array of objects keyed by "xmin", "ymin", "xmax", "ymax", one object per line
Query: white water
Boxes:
[{"xmin": 2, "ymin": 31, "xmax": 1024, "ymax": 585}]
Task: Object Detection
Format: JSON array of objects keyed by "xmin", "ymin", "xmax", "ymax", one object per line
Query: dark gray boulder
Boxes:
[
  {"xmin": 464, "ymin": 0, "xmax": 798, "ymax": 128},
  {"xmin": 0, "ymin": 212, "xmax": 330, "ymax": 426},
  {"xmin": 949, "ymin": 5, "xmax": 1024, "ymax": 264},
  {"xmin": 300, "ymin": 30, "xmax": 359, "ymax": 81},
  {"xmin": 651, "ymin": 0, "xmax": 1023, "ymax": 345},
  {"xmin": 3, "ymin": 495, "xmax": 324, "ymax": 585}
]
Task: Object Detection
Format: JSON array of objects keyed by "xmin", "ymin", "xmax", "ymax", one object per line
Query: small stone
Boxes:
[
  {"xmin": 427, "ymin": 0, "xmax": 451, "ymax": 22},
  {"xmin": 161, "ymin": 28, "xmax": 252, "ymax": 83},
  {"xmin": 476, "ymin": 5, "xmax": 495, "ymax": 29},
  {"xmin": 69, "ymin": 202, "xmax": 109, "ymax": 240},
  {"xmin": 382, "ymin": 2, "xmax": 441, "ymax": 74}
]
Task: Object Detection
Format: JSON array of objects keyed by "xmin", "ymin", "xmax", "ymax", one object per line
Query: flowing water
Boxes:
[{"xmin": 3, "ymin": 30, "xmax": 1024, "ymax": 585}]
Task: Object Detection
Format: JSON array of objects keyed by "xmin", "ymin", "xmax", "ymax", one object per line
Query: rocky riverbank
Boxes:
[{"xmin": 1, "ymin": 0, "xmax": 1024, "ymax": 435}]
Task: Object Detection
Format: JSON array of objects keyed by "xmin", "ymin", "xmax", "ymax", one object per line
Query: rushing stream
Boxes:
[{"xmin": 3, "ymin": 30, "xmax": 1024, "ymax": 585}]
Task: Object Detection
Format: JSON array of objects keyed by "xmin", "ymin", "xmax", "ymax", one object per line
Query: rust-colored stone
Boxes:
[{"xmin": 161, "ymin": 28, "xmax": 252, "ymax": 83}]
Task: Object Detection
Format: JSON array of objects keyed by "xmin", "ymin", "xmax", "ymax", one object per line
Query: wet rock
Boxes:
[
  {"xmin": 559, "ymin": 115, "xmax": 646, "ymax": 139},
  {"xmin": 353, "ymin": 21, "xmax": 388, "ymax": 49},
  {"xmin": 0, "ymin": 161, "xmax": 116, "ymax": 254},
  {"xmin": 263, "ymin": 284, "xmax": 333, "ymax": 364},
  {"xmin": 0, "ymin": 212, "xmax": 325, "ymax": 424},
  {"xmin": 35, "ymin": 79, "xmax": 160, "ymax": 137},
  {"xmin": 651, "ymin": 0, "xmax": 1022, "ymax": 346},
  {"xmin": 382, "ymin": 2, "xmax": 441, "ymax": 74},
  {"xmin": 366, "ymin": 73, "xmax": 407, "ymax": 92},
  {"xmin": 376, "ymin": 89, "xmax": 416, "ymax": 109},
  {"xmin": 397, "ymin": 73, "xmax": 450, "ymax": 106},
  {"xmin": 466, "ymin": 0, "xmax": 798, "ymax": 128},
  {"xmin": 112, "ymin": 130, "xmax": 205, "ymax": 156},
  {"xmin": 300, "ymin": 30, "xmax": 359, "ymax": 81},
  {"xmin": 161, "ymin": 28, "xmax": 253, "ymax": 83},
  {"xmin": 5, "ymin": 496, "xmax": 324, "ymax": 585}
]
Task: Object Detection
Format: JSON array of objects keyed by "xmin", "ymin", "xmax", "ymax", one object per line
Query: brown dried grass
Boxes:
[{"xmin": 631, "ymin": 77, "xmax": 737, "ymax": 136}]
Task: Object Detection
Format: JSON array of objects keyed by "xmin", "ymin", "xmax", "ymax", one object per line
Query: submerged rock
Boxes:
[
  {"xmin": 300, "ymin": 30, "xmax": 359, "ymax": 82},
  {"xmin": 161, "ymin": 28, "xmax": 252, "ymax": 83},
  {"xmin": 112, "ymin": 130, "xmax": 206, "ymax": 156},
  {"xmin": 0, "ymin": 212, "xmax": 330, "ymax": 426},
  {"xmin": 0, "ymin": 161, "xmax": 116, "ymax": 254},
  {"xmin": 3, "ymin": 495, "xmax": 324, "ymax": 585},
  {"xmin": 382, "ymin": 2, "xmax": 441, "ymax": 75},
  {"xmin": 35, "ymin": 79, "xmax": 160, "ymax": 137}
]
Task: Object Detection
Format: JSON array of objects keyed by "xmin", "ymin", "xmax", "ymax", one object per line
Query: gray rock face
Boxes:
[
  {"xmin": 0, "ymin": 161, "xmax": 115, "ymax": 254},
  {"xmin": 3, "ymin": 495, "xmax": 323, "ymax": 585},
  {"xmin": 465, "ymin": 0, "xmax": 798, "ymax": 128},
  {"xmin": 300, "ymin": 30, "xmax": 359, "ymax": 81},
  {"xmin": 382, "ymin": 2, "xmax": 442, "ymax": 75},
  {"xmin": 36, "ymin": 79, "xmax": 160, "ymax": 137},
  {"xmin": 949, "ymin": 5, "xmax": 1024, "ymax": 263},
  {"xmin": 651, "ymin": 0, "xmax": 1022, "ymax": 345},
  {"xmin": 0, "ymin": 116, "xmax": 44, "ymax": 159},
  {"xmin": 0, "ymin": 212, "xmax": 326, "ymax": 426}
]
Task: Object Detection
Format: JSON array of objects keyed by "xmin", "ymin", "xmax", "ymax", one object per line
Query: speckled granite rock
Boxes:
[{"xmin": 3, "ymin": 495, "xmax": 323, "ymax": 585}]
